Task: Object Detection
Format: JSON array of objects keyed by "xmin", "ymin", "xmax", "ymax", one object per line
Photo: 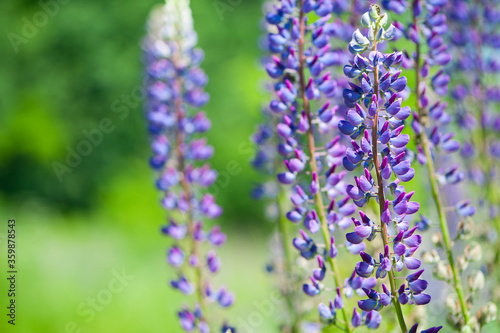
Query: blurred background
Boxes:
[{"xmin": 0, "ymin": 0, "xmax": 280, "ymax": 332}]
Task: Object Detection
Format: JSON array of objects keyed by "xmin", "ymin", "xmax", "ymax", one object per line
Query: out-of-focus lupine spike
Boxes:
[
  {"xmin": 250, "ymin": 3, "xmax": 307, "ymax": 331},
  {"xmin": 445, "ymin": 0, "xmax": 500, "ymax": 225},
  {"xmin": 339, "ymin": 5, "xmax": 437, "ymax": 333},
  {"xmin": 445, "ymin": 1, "xmax": 500, "ymax": 325},
  {"xmin": 143, "ymin": 1, "xmax": 234, "ymax": 332},
  {"xmin": 448, "ymin": 0, "xmax": 500, "ymax": 329},
  {"xmin": 382, "ymin": 0, "xmax": 493, "ymax": 330}
]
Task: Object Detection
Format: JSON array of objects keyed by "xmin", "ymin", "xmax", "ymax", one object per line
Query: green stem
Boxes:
[
  {"xmin": 370, "ymin": 44, "xmax": 408, "ymax": 333},
  {"xmin": 297, "ymin": 3, "xmax": 352, "ymax": 332},
  {"xmin": 171, "ymin": 40, "xmax": 208, "ymax": 321},
  {"xmin": 470, "ymin": 3, "xmax": 500, "ymax": 265},
  {"xmin": 411, "ymin": 3, "xmax": 470, "ymax": 324},
  {"xmin": 277, "ymin": 189, "xmax": 300, "ymax": 333},
  {"xmin": 420, "ymin": 136, "xmax": 470, "ymax": 324}
]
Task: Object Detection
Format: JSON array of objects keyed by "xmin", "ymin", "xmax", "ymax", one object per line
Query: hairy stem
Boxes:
[
  {"xmin": 297, "ymin": 4, "xmax": 352, "ymax": 332},
  {"xmin": 421, "ymin": 135, "xmax": 470, "ymax": 323},
  {"xmin": 471, "ymin": 1, "xmax": 500, "ymax": 264},
  {"xmin": 411, "ymin": 5, "xmax": 470, "ymax": 324},
  {"xmin": 371, "ymin": 36, "xmax": 407, "ymax": 333},
  {"xmin": 173, "ymin": 72, "xmax": 208, "ymax": 320}
]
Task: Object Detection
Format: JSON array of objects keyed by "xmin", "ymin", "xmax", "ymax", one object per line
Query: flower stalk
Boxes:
[
  {"xmin": 297, "ymin": 4, "xmax": 352, "ymax": 331},
  {"xmin": 370, "ymin": 22, "xmax": 408, "ymax": 333},
  {"xmin": 409, "ymin": 0, "xmax": 470, "ymax": 325},
  {"xmin": 143, "ymin": 1, "xmax": 234, "ymax": 331}
]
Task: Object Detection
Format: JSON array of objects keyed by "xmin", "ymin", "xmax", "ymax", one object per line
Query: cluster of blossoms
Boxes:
[
  {"xmin": 446, "ymin": 0, "xmax": 500, "ymax": 327},
  {"xmin": 447, "ymin": 0, "xmax": 500, "ymax": 182},
  {"xmin": 380, "ymin": 0, "xmax": 496, "ymax": 330},
  {"xmin": 143, "ymin": 1, "xmax": 234, "ymax": 332},
  {"xmin": 446, "ymin": 0, "xmax": 500, "ymax": 292},
  {"xmin": 255, "ymin": 1, "xmax": 374, "ymax": 330},
  {"xmin": 338, "ymin": 6, "xmax": 444, "ymax": 333},
  {"xmin": 264, "ymin": 0, "xmax": 369, "ymax": 331},
  {"xmin": 142, "ymin": 0, "xmax": 499, "ymax": 331}
]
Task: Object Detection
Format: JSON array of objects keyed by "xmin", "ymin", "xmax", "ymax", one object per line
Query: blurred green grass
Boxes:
[{"xmin": 0, "ymin": 207, "xmax": 277, "ymax": 333}]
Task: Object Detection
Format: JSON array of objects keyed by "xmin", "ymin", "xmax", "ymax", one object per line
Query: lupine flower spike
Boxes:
[
  {"xmin": 265, "ymin": 0, "xmax": 370, "ymax": 331},
  {"xmin": 446, "ymin": 1, "xmax": 500, "ymax": 326},
  {"xmin": 446, "ymin": 0, "xmax": 500, "ymax": 242},
  {"xmin": 251, "ymin": 3, "xmax": 306, "ymax": 331},
  {"xmin": 381, "ymin": 0, "xmax": 492, "ymax": 329},
  {"xmin": 340, "ymin": 5, "xmax": 441, "ymax": 333},
  {"xmin": 143, "ymin": 1, "xmax": 234, "ymax": 332}
]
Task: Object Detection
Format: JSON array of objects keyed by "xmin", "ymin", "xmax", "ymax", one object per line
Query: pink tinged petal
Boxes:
[
  {"xmin": 412, "ymin": 293, "xmax": 431, "ymax": 305},
  {"xmin": 355, "ymin": 225, "xmax": 372, "ymax": 238},
  {"xmin": 409, "ymin": 279, "xmax": 428, "ymax": 293},
  {"xmin": 398, "ymin": 168, "xmax": 415, "ymax": 182},
  {"xmin": 391, "ymin": 134, "xmax": 410, "ymax": 148},
  {"xmin": 404, "ymin": 234, "xmax": 422, "ymax": 247},
  {"xmin": 288, "ymin": 158, "xmax": 305, "ymax": 172},
  {"xmin": 394, "ymin": 243, "xmax": 406, "ymax": 256},
  {"xmin": 406, "ymin": 202, "xmax": 420, "ymax": 214},
  {"xmin": 404, "ymin": 256, "xmax": 422, "ymax": 270},
  {"xmin": 348, "ymin": 109, "xmax": 364, "ymax": 126},
  {"xmin": 395, "ymin": 106, "xmax": 411, "ymax": 120}
]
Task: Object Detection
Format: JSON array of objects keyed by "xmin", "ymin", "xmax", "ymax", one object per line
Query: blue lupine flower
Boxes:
[{"xmin": 338, "ymin": 6, "xmax": 431, "ymax": 329}]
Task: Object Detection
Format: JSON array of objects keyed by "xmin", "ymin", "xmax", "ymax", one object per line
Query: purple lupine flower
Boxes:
[
  {"xmin": 409, "ymin": 323, "xmax": 443, "ymax": 333},
  {"xmin": 339, "ymin": 5, "xmax": 429, "ymax": 330},
  {"xmin": 143, "ymin": 1, "xmax": 233, "ymax": 331},
  {"xmin": 445, "ymin": 0, "xmax": 500, "ymax": 216},
  {"xmin": 384, "ymin": 0, "xmax": 489, "ymax": 328},
  {"xmin": 263, "ymin": 0, "xmax": 369, "ymax": 331}
]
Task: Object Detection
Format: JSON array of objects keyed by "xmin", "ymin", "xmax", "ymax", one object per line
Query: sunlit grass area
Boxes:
[
  {"xmin": 2, "ymin": 202, "xmax": 498, "ymax": 332},
  {"xmin": 0, "ymin": 208, "xmax": 278, "ymax": 333}
]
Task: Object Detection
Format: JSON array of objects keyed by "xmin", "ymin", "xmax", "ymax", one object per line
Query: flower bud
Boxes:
[
  {"xmin": 370, "ymin": 4, "xmax": 381, "ymax": 19},
  {"xmin": 460, "ymin": 324, "xmax": 472, "ymax": 333},
  {"xmin": 446, "ymin": 295, "xmax": 459, "ymax": 314},
  {"xmin": 464, "ymin": 242, "xmax": 482, "ymax": 262},
  {"xmin": 478, "ymin": 302, "xmax": 497, "ymax": 326},
  {"xmin": 461, "ymin": 317, "xmax": 479, "ymax": 333},
  {"xmin": 421, "ymin": 249, "xmax": 440, "ymax": 263},
  {"xmin": 432, "ymin": 232, "xmax": 443, "ymax": 247},
  {"xmin": 468, "ymin": 271, "xmax": 485, "ymax": 291},
  {"xmin": 457, "ymin": 255, "xmax": 468, "ymax": 272},
  {"xmin": 361, "ymin": 12, "xmax": 371, "ymax": 28},
  {"xmin": 457, "ymin": 219, "xmax": 474, "ymax": 239},
  {"xmin": 379, "ymin": 13, "xmax": 388, "ymax": 27},
  {"xmin": 433, "ymin": 261, "xmax": 451, "ymax": 280}
]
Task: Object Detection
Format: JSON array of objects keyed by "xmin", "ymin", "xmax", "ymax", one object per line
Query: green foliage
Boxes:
[{"xmin": 0, "ymin": 0, "xmax": 267, "ymax": 226}]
